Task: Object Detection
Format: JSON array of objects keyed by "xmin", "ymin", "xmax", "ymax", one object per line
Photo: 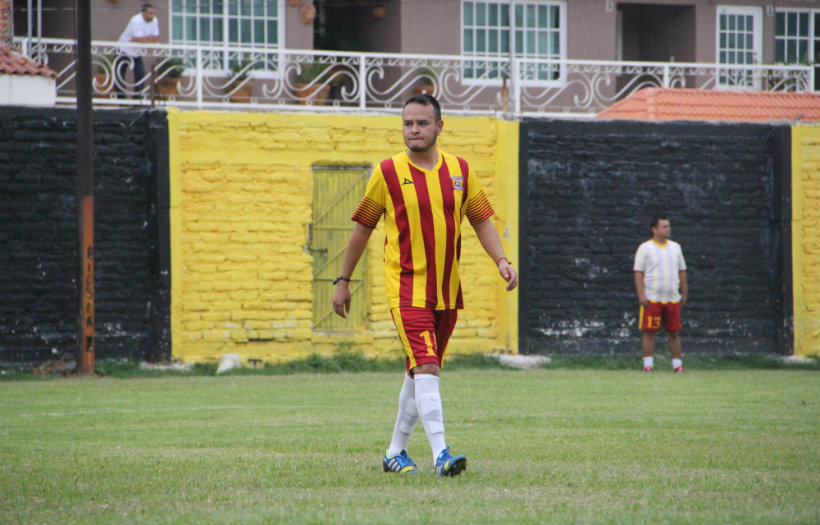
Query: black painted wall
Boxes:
[
  {"xmin": 0, "ymin": 108, "xmax": 170, "ymax": 365},
  {"xmin": 519, "ymin": 120, "xmax": 792, "ymax": 356}
]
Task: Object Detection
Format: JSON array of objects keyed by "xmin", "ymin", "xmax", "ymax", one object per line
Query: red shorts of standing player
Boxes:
[{"xmin": 639, "ymin": 301, "xmax": 681, "ymax": 333}]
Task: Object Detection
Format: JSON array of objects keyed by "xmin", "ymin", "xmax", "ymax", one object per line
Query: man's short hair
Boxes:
[
  {"xmin": 404, "ymin": 93, "xmax": 441, "ymax": 122},
  {"xmin": 650, "ymin": 214, "xmax": 668, "ymax": 231},
  {"xmin": 141, "ymin": 3, "xmax": 155, "ymax": 11}
]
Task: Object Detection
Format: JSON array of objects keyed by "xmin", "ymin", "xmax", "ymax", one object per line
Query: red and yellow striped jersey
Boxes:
[{"xmin": 352, "ymin": 150, "xmax": 494, "ymax": 310}]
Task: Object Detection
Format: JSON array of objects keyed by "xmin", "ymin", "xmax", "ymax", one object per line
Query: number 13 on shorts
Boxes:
[
  {"xmin": 640, "ymin": 304, "xmax": 660, "ymax": 331},
  {"xmin": 639, "ymin": 301, "xmax": 682, "ymax": 332}
]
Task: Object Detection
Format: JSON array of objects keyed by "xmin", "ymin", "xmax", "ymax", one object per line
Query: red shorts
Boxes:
[
  {"xmin": 639, "ymin": 301, "xmax": 681, "ymax": 332},
  {"xmin": 391, "ymin": 307, "xmax": 458, "ymax": 371}
]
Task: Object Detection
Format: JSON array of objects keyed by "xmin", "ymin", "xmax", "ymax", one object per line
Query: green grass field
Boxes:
[{"xmin": 1, "ymin": 367, "xmax": 818, "ymax": 524}]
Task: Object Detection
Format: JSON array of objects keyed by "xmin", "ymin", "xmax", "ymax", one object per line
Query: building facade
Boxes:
[{"xmin": 15, "ymin": 0, "xmax": 820, "ymax": 68}]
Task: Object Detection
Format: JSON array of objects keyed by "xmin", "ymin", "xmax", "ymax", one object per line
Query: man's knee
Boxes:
[{"xmin": 412, "ymin": 362, "xmax": 440, "ymax": 377}]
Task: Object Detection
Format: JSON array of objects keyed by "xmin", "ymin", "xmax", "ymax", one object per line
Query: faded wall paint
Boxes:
[
  {"xmin": 166, "ymin": 110, "xmax": 518, "ymax": 364},
  {"xmin": 792, "ymin": 125, "xmax": 820, "ymax": 357}
]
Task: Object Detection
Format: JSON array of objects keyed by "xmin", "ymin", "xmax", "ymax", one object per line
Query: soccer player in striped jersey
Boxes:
[
  {"xmin": 634, "ymin": 215, "xmax": 688, "ymax": 373},
  {"xmin": 332, "ymin": 94, "xmax": 518, "ymax": 476}
]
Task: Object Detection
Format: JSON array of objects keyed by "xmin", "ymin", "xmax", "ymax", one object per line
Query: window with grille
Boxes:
[
  {"xmin": 462, "ymin": 1, "xmax": 565, "ymax": 83},
  {"xmin": 775, "ymin": 10, "xmax": 820, "ymax": 91},
  {"xmin": 170, "ymin": 0, "xmax": 282, "ymax": 71},
  {"xmin": 775, "ymin": 8, "xmax": 820, "ymax": 91},
  {"xmin": 776, "ymin": 10, "xmax": 811, "ymax": 64},
  {"xmin": 716, "ymin": 6, "xmax": 762, "ymax": 88}
]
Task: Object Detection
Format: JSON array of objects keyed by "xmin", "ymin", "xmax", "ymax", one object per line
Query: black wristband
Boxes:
[{"xmin": 332, "ymin": 276, "xmax": 351, "ymax": 285}]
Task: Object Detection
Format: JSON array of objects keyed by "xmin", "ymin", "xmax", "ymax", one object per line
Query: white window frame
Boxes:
[
  {"xmin": 775, "ymin": 8, "xmax": 819, "ymax": 64},
  {"xmin": 461, "ymin": 0, "xmax": 567, "ymax": 86},
  {"xmin": 715, "ymin": 6, "xmax": 763, "ymax": 89},
  {"xmin": 169, "ymin": 0, "xmax": 284, "ymax": 75}
]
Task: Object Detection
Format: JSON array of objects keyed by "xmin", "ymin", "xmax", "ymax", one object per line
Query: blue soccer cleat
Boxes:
[
  {"xmin": 383, "ymin": 450, "xmax": 419, "ymax": 474},
  {"xmin": 435, "ymin": 446, "xmax": 467, "ymax": 476}
]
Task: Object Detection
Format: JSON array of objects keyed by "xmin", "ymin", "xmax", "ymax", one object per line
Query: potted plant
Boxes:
[
  {"xmin": 93, "ymin": 53, "xmax": 116, "ymax": 98},
  {"xmin": 154, "ymin": 57, "xmax": 184, "ymax": 98},
  {"xmin": 293, "ymin": 61, "xmax": 331, "ymax": 105},
  {"xmin": 413, "ymin": 66, "xmax": 438, "ymax": 96},
  {"xmin": 228, "ymin": 59, "xmax": 255, "ymax": 103}
]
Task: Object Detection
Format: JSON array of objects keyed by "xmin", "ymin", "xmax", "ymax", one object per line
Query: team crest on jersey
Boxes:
[{"xmin": 451, "ymin": 176, "xmax": 464, "ymax": 192}]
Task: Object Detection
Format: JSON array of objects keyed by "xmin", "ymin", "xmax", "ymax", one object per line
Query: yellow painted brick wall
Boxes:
[
  {"xmin": 167, "ymin": 110, "xmax": 519, "ymax": 364},
  {"xmin": 792, "ymin": 125, "xmax": 820, "ymax": 357}
]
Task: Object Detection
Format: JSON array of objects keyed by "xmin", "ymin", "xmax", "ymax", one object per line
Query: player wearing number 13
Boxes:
[
  {"xmin": 633, "ymin": 215, "xmax": 688, "ymax": 373},
  {"xmin": 332, "ymin": 94, "xmax": 518, "ymax": 476}
]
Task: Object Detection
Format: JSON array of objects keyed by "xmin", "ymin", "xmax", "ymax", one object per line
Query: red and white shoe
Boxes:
[
  {"xmin": 643, "ymin": 366, "xmax": 654, "ymax": 372},
  {"xmin": 673, "ymin": 366, "xmax": 685, "ymax": 373}
]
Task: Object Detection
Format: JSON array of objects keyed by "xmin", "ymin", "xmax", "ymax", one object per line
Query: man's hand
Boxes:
[
  {"xmin": 497, "ymin": 259, "xmax": 518, "ymax": 291},
  {"xmin": 330, "ymin": 223, "xmax": 374, "ymax": 319},
  {"xmin": 637, "ymin": 292, "xmax": 649, "ymax": 308},
  {"xmin": 332, "ymin": 282, "xmax": 351, "ymax": 318}
]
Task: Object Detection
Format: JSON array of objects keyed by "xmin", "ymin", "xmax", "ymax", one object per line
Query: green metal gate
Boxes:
[{"xmin": 310, "ymin": 165, "xmax": 370, "ymax": 331}]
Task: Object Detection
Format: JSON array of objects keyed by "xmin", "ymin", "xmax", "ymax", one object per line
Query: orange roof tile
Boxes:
[
  {"xmin": 0, "ymin": 45, "xmax": 57, "ymax": 78},
  {"xmin": 597, "ymin": 87, "xmax": 820, "ymax": 123}
]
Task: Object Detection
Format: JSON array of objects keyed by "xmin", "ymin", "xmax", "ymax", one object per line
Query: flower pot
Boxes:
[
  {"xmin": 414, "ymin": 85, "xmax": 437, "ymax": 97},
  {"xmin": 93, "ymin": 73, "xmax": 114, "ymax": 98},
  {"xmin": 294, "ymin": 84, "xmax": 331, "ymax": 105},
  {"xmin": 156, "ymin": 77, "xmax": 180, "ymax": 98},
  {"xmin": 229, "ymin": 81, "xmax": 254, "ymax": 103}
]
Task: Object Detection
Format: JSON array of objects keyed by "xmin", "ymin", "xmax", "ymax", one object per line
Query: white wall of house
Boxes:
[{"xmin": 0, "ymin": 74, "xmax": 56, "ymax": 106}]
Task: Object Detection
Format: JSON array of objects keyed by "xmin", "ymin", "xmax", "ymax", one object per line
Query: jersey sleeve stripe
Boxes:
[
  {"xmin": 351, "ymin": 196, "xmax": 383, "ymax": 228},
  {"xmin": 466, "ymin": 190, "xmax": 494, "ymax": 225}
]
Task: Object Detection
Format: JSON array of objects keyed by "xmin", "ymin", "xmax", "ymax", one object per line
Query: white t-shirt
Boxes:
[
  {"xmin": 118, "ymin": 13, "xmax": 160, "ymax": 57},
  {"xmin": 633, "ymin": 239, "xmax": 686, "ymax": 302}
]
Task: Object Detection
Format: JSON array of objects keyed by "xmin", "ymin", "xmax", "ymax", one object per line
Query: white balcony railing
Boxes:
[{"xmin": 14, "ymin": 37, "xmax": 816, "ymax": 118}]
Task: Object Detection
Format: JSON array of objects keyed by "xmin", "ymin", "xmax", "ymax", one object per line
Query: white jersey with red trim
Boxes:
[{"xmin": 634, "ymin": 239, "xmax": 686, "ymax": 302}]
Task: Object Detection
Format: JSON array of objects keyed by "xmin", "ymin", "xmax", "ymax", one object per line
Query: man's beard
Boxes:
[{"xmin": 407, "ymin": 138, "xmax": 436, "ymax": 152}]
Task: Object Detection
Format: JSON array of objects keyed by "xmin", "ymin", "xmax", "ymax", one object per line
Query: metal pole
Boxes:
[
  {"xmin": 358, "ymin": 53, "xmax": 366, "ymax": 110},
  {"xmin": 26, "ymin": 0, "xmax": 32, "ymax": 41},
  {"xmin": 196, "ymin": 46, "xmax": 203, "ymax": 107},
  {"xmin": 75, "ymin": 0, "xmax": 95, "ymax": 375},
  {"xmin": 507, "ymin": 2, "xmax": 515, "ymax": 119},
  {"xmin": 36, "ymin": 0, "xmax": 41, "ymax": 46}
]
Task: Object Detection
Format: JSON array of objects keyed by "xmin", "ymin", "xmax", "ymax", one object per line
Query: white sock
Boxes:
[
  {"xmin": 672, "ymin": 358, "xmax": 683, "ymax": 369},
  {"xmin": 414, "ymin": 374, "xmax": 447, "ymax": 462},
  {"xmin": 643, "ymin": 357, "xmax": 654, "ymax": 368},
  {"xmin": 387, "ymin": 374, "xmax": 418, "ymax": 458}
]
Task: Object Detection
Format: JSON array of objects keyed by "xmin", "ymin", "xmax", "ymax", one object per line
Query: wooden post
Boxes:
[{"xmin": 76, "ymin": 0, "xmax": 95, "ymax": 374}]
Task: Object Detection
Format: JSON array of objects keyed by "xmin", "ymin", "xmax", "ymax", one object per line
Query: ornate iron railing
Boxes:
[{"xmin": 14, "ymin": 37, "xmax": 816, "ymax": 118}]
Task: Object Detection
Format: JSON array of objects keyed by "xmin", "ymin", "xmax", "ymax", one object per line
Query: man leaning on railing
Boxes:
[{"xmin": 115, "ymin": 3, "xmax": 159, "ymax": 100}]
